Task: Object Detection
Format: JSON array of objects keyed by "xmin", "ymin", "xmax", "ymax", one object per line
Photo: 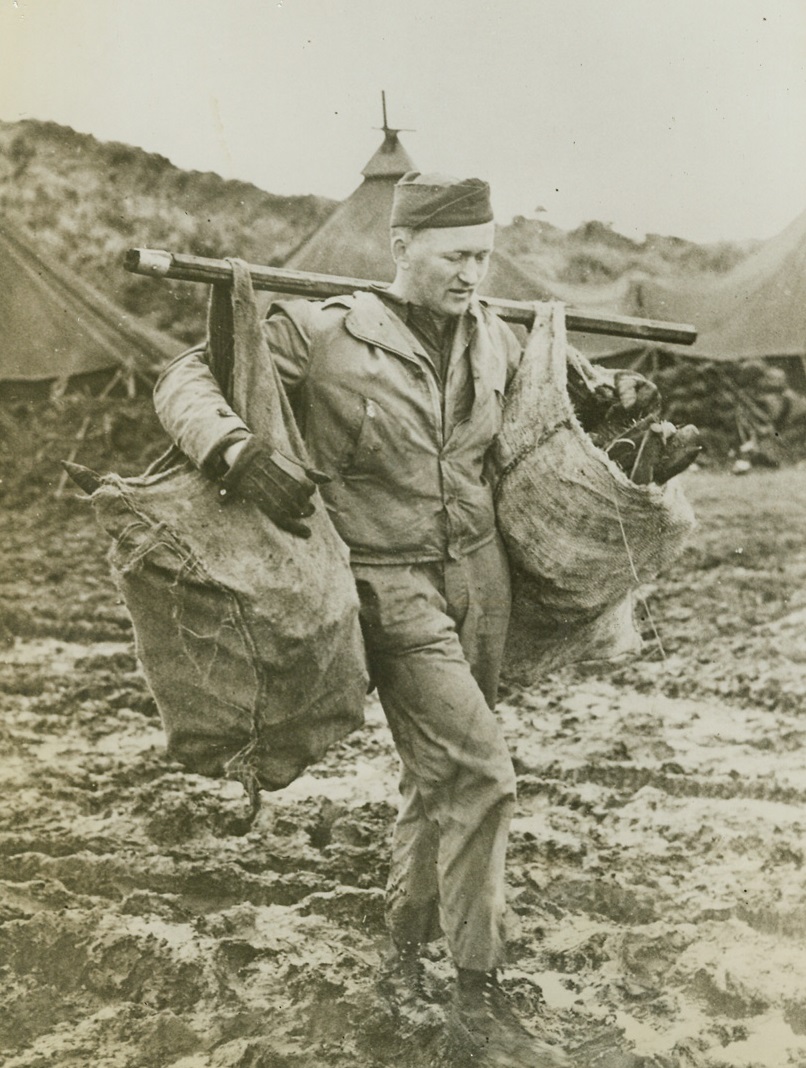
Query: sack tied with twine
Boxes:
[
  {"xmin": 85, "ymin": 260, "xmax": 368, "ymax": 802},
  {"xmin": 495, "ymin": 302, "xmax": 696, "ymax": 681}
]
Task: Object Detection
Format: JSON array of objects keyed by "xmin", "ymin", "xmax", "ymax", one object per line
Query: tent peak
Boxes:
[{"xmin": 362, "ymin": 91, "xmax": 416, "ymax": 180}]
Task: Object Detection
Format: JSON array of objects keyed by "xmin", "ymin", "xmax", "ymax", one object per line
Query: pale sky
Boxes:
[{"xmin": 1, "ymin": 0, "xmax": 804, "ymax": 242}]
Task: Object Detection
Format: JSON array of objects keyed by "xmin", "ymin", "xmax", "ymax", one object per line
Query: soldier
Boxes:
[{"xmin": 153, "ymin": 172, "xmax": 652, "ymax": 1065}]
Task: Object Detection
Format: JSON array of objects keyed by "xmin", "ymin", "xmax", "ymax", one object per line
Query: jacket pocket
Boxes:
[
  {"xmin": 340, "ymin": 396, "xmax": 385, "ymax": 473},
  {"xmin": 322, "ymin": 390, "xmax": 386, "ymax": 474}
]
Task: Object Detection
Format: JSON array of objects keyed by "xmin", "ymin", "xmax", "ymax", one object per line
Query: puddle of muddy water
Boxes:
[
  {"xmin": 0, "ymin": 637, "xmax": 133, "ymax": 669},
  {"xmin": 716, "ymin": 1012, "xmax": 806, "ymax": 1068}
]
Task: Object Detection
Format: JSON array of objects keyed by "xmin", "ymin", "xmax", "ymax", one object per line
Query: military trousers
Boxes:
[{"xmin": 352, "ymin": 534, "xmax": 516, "ymax": 972}]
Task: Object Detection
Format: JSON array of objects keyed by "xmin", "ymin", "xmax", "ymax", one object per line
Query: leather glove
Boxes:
[
  {"xmin": 220, "ymin": 437, "xmax": 329, "ymax": 538},
  {"xmin": 613, "ymin": 370, "xmax": 661, "ymax": 418}
]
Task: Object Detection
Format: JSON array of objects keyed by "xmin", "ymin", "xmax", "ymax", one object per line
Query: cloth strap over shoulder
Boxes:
[{"xmin": 207, "ymin": 259, "xmax": 309, "ymax": 462}]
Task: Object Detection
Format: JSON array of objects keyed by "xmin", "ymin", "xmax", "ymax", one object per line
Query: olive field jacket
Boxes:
[{"xmin": 153, "ymin": 291, "xmax": 522, "ymax": 565}]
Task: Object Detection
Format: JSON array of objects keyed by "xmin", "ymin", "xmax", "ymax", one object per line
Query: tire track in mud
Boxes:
[{"xmin": 520, "ymin": 763, "xmax": 806, "ymax": 805}]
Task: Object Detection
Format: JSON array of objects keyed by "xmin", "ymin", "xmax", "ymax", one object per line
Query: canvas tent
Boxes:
[
  {"xmin": 555, "ymin": 208, "xmax": 806, "ymax": 380},
  {"xmin": 634, "ymin": 208, "xmax": 806, "ymax": 372},
  {"xmin": 545, "ymin": 209, "xmax": 806, "ymax": 391},
  {"xmin": 282, "ymin": 124, "xmax": 550, "ymax": 304},
  {"xmin": 0, "ymin": 222, "xmax": 177, "ymax": 396}
]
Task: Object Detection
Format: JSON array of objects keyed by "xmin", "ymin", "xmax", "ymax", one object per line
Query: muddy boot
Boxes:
[
  {"xmin": 447, "ymin": 968, "xmax": 570, "ymax": 1067},
  {"xmin": 376, "ymin": 940, "xmax": 427, "ymax": 1011}
]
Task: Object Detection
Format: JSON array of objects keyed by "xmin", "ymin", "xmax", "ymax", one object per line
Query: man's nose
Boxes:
[{"xmin": 457, "ymin": 258, "xmax": 480, "ymax": 284}]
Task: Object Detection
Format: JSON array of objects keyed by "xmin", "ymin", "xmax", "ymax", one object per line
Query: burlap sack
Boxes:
[
  {"xmin": 88, "ymin": 262, "xmax": 368, "ymax": 798},
  {"xmin": 494, "ymin": 303, "xmax": 696, "ymax": 680}
]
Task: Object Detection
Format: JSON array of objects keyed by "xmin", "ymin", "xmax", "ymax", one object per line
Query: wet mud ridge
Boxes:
[{"xmin": 1, "ymin": 468, "xmax": 806, "ymax": 1067}]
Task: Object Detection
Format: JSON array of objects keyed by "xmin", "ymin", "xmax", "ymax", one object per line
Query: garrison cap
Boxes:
[{"xmin": 390, "ymin": 171, "xmax": 494, "ymax": 229}]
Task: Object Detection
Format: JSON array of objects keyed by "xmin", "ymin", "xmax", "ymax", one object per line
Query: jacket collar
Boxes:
[{"xmin": 343, "ymin": 289, "xmax": 488, "ymax": 369}]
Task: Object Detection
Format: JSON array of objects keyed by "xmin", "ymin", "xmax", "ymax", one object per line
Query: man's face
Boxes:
[{"xmin": 394, "ymin": 221, "xmax": 495, "ymax": 316}]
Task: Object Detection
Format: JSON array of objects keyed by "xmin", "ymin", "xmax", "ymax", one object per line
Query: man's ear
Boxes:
[
  {"xmin": 390, "ymin": 228, "xmax": 411, "ymax": 270},
  {"xmin": 390, "ymin": 227, "xmax": 416, "ymax": 271}
]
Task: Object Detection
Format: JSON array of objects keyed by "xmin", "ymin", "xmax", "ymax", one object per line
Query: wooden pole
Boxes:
[{"xmin": 124, "ymin": 248, "xmax": 697, "ymax": 346}]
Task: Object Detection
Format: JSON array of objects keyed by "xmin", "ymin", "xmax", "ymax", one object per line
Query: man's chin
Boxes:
[{"xmin": 443, "ymin": 290, "xmax": 474, "ymax": 313}]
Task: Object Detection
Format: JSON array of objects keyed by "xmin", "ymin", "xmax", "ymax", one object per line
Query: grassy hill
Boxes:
[
  {"xmin": 0, "ymin": 119, "xmax": 336, "ymax": 343},
  {"xmin": 496, "ymin": 215, "xmax": 758, "ymax": 286}
]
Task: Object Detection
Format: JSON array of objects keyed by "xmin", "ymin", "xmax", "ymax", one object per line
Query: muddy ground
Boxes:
[{"xmin": 1, "ymin": 466, "xmax": 806, "ymax": 1068}]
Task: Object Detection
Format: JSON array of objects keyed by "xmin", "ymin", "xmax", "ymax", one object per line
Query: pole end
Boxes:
[{"xmin": 124, "ymin": 248, "xmax": 173, "ymax": 276}]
